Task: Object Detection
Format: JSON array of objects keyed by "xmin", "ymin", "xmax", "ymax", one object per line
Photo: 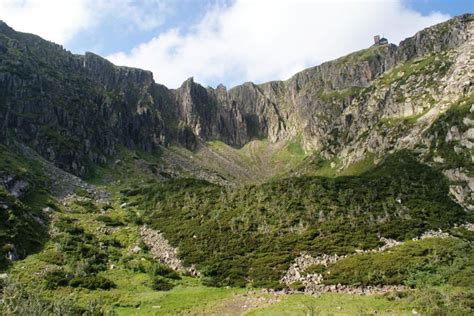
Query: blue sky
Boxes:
[
  {"xmin": 403, "ymin": 0, "xmax": 473, "ymax": 16},
  {"xmin": 1, "ymin": 0, "xmax": 472, "ymax": 88}
]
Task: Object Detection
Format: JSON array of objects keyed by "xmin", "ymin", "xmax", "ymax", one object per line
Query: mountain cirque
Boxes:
[
  {"xmin": 0, "ymin": 13, "xmax": 473, "ymax": 315},
  {"xmin": 0, "ymin": 14, "xmax": 472, "ymax": 179}
]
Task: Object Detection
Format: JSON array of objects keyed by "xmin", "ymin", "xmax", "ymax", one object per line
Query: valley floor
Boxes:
[{"xmin": 1, "ymin": 144, "xmax": 472, "ymax": 315}]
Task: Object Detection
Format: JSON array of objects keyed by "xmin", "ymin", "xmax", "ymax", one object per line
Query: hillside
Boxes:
[{"xmin": 0, "ymin": 14, "xmax": 473, "ymax": 315}]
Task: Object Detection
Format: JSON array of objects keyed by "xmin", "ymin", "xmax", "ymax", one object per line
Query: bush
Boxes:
[
  {"xmin": 96, "ymin": 215, "xmax": 124, "ymax": 227},
  {"xmin": 44, "ymin": 270, "xmax": 70, "ymax": 289},
  {"xmin": 69, "ymin": 275, "xmax": 116, "ymax": 290},
  {"xmin": 149, "ymin": 262, "xmax": 181, "ymax": 280},
  {"xmin": 289, "ymin": 281, "xmax": 305, "ymax": 291},
  {"xmin": 149, "ymin": 276, "xmax": 174, "ymax": 291},
  {"xmin": 409, "ymin": 287, "xmax": 474, "ymax": 315}
]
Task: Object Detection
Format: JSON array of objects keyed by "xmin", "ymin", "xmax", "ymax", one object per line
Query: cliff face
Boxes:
[
  {"xmin": 0, "ymin": 23, "xmax": 167, "ymax": 175},
  {"xmin": 0, "ymin": 14, "xmax": 472, "ymax": 177},
  {"xmin": 171, "ymin": 14, "xmax": 473, "ymax": 153}
]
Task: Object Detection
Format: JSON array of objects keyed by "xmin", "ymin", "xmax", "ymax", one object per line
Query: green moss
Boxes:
[{"xmin": 339, "ymin": 153, "xmax": 375, "ymax": 176}]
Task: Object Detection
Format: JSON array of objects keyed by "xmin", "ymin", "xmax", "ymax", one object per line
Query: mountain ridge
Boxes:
[{"xmin": 1, "ymin": 14, "xmax": 472, "ymax": 178}]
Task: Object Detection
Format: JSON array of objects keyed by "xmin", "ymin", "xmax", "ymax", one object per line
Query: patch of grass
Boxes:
[
  {"xmin": 247, "ymin": 292, "xmax": 411, "ymax": 316},
  {"xmin": 339, "ymin": 152, "xmax": 375, "ymax": 176},
  {"xmin": 379, "ymin": 52, "xmax": 452, "ymax": 87}
]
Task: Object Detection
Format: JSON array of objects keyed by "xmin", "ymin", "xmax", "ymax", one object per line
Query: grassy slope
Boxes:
[
  {"xmin": 0, "ymin": 144, "xmax": 56, "ymax": 270},
  {"xmin": 119, "ymin": 150, "xmax": 466, "ymax": 288},
  {"xmin": 2, "ymin": 145, "xmax": 472, "ymax": 314}
]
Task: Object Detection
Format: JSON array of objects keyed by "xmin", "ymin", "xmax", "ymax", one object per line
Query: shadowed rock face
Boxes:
[{"xmin": 0, "ymin": 14, "xmax": 472, "ymax": 176}]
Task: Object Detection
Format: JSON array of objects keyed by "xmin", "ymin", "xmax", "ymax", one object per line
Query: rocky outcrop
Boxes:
[
  {"xmin": 140, "ymin": 226, "xmax": 199, "ymax": 276},
  {"xmin": 0, "ymin": 29, "xmax": 167, "ymax": 176},
  {"xmin": 443, "ymin": 168, "xmax": 474, "ymax": 210},
  {"xmin": 281, "ymin": 234, "xmax": 443, "ymax": 291},
  {"xmin": 281, "ymin": 253, "xmax": 344, "ymax": 286},
  {"xmin": 169, "ymin": 14, "xmax": 474, "ymax": 160},
  {"xmin": 0, "ymin": 172, "xmax": 28, "ymax": 198}
]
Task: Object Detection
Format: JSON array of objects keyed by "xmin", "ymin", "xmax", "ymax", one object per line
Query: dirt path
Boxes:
[{"xmin": 205, "ymin": 293, "xmax": 281, "ymax": 316}]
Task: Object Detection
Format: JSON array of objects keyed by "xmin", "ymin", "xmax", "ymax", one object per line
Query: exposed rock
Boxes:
[
  {"xmin": 0, "ymin": 15, "xmax": 472, "ymax": 177},
  {"xmin": 415, "ymin": 229, "xmax": 451, "ymax": 240},
  {"xmin": 0, "ymin": 172, "xmax": 29, "ymax": 198},
  {"xmin": 443, "ymin": 169, "xmax": 474, "ymax": 210},
  {"xmin": 460, "ymin": 223, "xmax": 474, "ymax": 231},
  {"xmin": 280, "ymin": 252, "xmax": 344, "ymax": 286},
  {"xmin": 130, "ymin": 246, "xmax": 142, "ymax": 254},
  {"xmin": 140, "ymin": 226, "xmax": 200, "ymax": 276}
]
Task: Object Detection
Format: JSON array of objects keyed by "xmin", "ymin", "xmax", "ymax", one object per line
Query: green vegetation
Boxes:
[
  {"xmin": 425, "ymin": 93, "xmax": 474, "ymax": 173},
  {"xmin": 249, "ymin": 286, "xmax": 474, "ymax": 316},
  {"xmin": 379, "ymin": 52, "xmax": 453, "ymax": 87},
  {"xmin": 248, "ymin": 293, "xmax": 411, "ymax": 316},
  {"xmin": 120, "ymin": 151, "xmax": 465, "ymax": 288},
  {"xmin": 323, "ymin": 237, "xmax": 473, "ymax": 287},
  {"xmin": 0, "ymin": 145, "xmax": 54, "ymax": 271},
  {"xmin": 317, "ymin": 87, "xmax": 363, "ymax": 103},
  {"xmin": 1, "ymin": 15, "xmax": 473, "ymax": 315}
]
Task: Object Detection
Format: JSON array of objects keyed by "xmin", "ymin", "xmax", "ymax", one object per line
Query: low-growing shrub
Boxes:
[
  {"xmin": 149, "ymin": 262, "xmax": 181, "ymax": 280},
  {"xmin": 149, "ymin": 276, "xmax": 174, "ymax": 291},
  {"xmin": 44, "ymin": 270, "xmax": 70, "ymax": 289},
  {"xmin": 96, "ymin": 215, "xmax": 124, "ymax": 227},
  {"xmin": 289, "ymin": 281, "xmax": 305, "ymax": 291},
  {"xmin": 69, "ymin": 275, "xmax": 116, "ymax": 290},
  {"xmin": 302, "ymin": 264, "xmax": 326, "ymax": 275}
]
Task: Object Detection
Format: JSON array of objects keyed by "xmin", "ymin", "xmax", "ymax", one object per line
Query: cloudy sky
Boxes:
[{"xmin": 0, "ymin": 0, "xmax": 472, "ymax": 88}]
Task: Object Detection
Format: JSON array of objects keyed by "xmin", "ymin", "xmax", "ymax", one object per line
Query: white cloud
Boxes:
[
  {"xmin": 0, "ymin": 0, "xmax": 96, "ymax": 43},
  {"xmin": 108, "ymin": 0, "xmax": 450, "ymax": 88},
  {"xmin": 0, "ymin": 0, "xmax": 171, "ymax": 44}
]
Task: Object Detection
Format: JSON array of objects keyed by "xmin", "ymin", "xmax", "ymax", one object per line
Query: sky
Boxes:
[{"xmin": 0, "ymin": 0, "xmax": 472, "ymax": 88}]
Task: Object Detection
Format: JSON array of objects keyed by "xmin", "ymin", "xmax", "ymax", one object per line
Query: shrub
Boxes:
[
  {"xmin": 44, "ymin": 270, "xmax": 70, "ymax": 289},
  {"xmin": 289, "ymin": 281, "xmax": 305, "ymax": 291},
  {"xmin": 69, "ymin": 275, "xmax": 116, "ymax": 290},
  {"xmin": 149, "ymin": 262, "xmax": 181, "ymax": 280},
  {"xmin": 323, "ymin": 237, "xmax": 473, "ymax": 287},
  {"xmin": 149, "ymin": 276, "xmax": 174, "ymax": 291},
  {"xmin": 96, "ymin": 215, "xmax": 124, "ymax": 227},
  {"xmin": 409, "ymin": 287, "xmax": 474, "ymax": 315},
  {"xmin": 303, "ymin": 264, "xmax": 326, "ymax": 275}
]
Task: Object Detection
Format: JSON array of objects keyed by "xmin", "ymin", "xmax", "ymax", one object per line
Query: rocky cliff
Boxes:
[
  {"xmin": 0, "ymin": 22, "xmax": 169, "ymax": 175},
  {"xmin": 0, "ymin": 14, "xmax": 472, "ymax": 179}
]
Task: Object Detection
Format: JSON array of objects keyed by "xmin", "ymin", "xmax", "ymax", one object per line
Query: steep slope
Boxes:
[
  {"xmin": 0, "ymin": 15, "xmax": 472, "ymax": 182},
  {"xmin": 0, "ymin": 22, "xmax": 168, "ymax": 176}
]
